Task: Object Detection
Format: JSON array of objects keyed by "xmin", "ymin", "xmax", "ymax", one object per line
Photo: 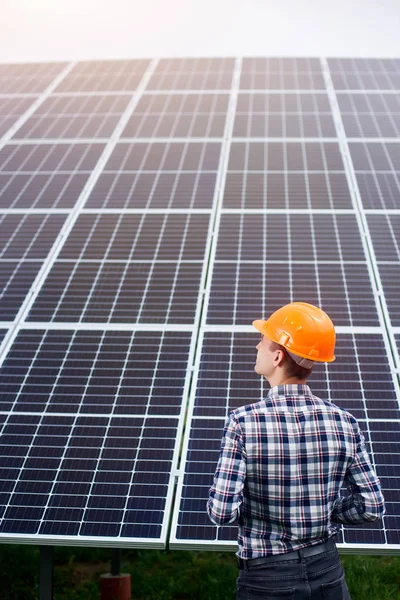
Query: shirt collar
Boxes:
[{"xmin": 267, "ymin": 383, "xmax": 312, "ymax": 400}]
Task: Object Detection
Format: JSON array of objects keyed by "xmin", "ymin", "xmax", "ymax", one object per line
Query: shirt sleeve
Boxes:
[
  {"xmin": 331, "ymin": 424, "xmax": 385, "ymax": 525},
  {"xmin": 207, "ymin": 413, "xmax": 247, "ymax": 526}
]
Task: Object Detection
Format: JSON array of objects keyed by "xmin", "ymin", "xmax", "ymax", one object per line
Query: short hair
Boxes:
[{"xmin": 269, "ymin": 340, "xmax": 313, "ymax": 380}]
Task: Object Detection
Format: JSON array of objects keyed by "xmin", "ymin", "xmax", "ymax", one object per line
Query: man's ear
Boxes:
[{"xmin": 274, "ymin": 349, "xmax": 285, "ymax": 366}]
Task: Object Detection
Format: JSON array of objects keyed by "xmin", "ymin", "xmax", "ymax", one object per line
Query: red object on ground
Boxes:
[{"xmin": 100, "ymin": 573, "xmax": 131, "ymax": 600}]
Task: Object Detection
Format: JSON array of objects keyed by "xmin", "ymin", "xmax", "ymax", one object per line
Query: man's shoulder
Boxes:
[
  {"xmin": 230, "ymin": 393, "xmax": 357, "ymax": 424},
  {"xmin": 315, "ymin": 395, "xmax": 357, "ymax": 421},
  {"xmin": 230, "ymin": 400, "xmax": 269, "ymax": 421}
]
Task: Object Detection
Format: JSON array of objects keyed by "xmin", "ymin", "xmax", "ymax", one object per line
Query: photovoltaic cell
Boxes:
[
  {"xmin": 367, "ymin": 214, "xmax": 400, "ymax": 326},
  {"xmin": 328, "ymin": 58, "xmax": 400, "ymax": 91},
  {"xmin": 13, "ymin": 95, "xmax": 131, "ymax": 139},
  {"xmin": 86, "ymin": 171, "xmax": 218, "ymax": 210},
  {"xmin": 0, "ymin": 414, "xmax": 177, "ymax": 538},
  {"xmin": 356, "ymin": 172, "xmax": 400, "ymax": 210},
  {"xmin": 27, "ymin": 213, "xmax": 209, "ymax": 324},
  {"xmin": 0, "ymin": 143, "xmax": 105, "ymax": 173},
  {"xmin": 0, "ymin": 214, "xmax": 67, "ymax": 320},
  {"xmin": 0, "ymin": 214, "xmax": 67, "ymax": 259},
  {"xmin": 173, "ymin": 331, "xmax": 399, "ymax": 546},
  {"xmin": 0, "ymin": 62, "xmax": 67, "ymax": 94},
  {"xmin": 56, "ymin": 213, "xmax": 209, "ymax": 261},
  {"xmin": 103, "ymin": 141, "xmax": 222, "ymax": 172},
  {"xmin": 215, "ymin": 214, "xmax": 364, "ymax": 261},
  {"xmin": 147, "ymin": 58, "xmax": 235, "ymax": 91},
  {"xmin": 208, "ymin": 262, "xmax": 376, "ymax": 327},
  {"xmin": 0, "ymin": 172, "xmax": 90, "ymax": 210},
  {"xmin": 64, "ymin": 60, "xmax": 151, "ymax": 76},
  {"xmin": 338, "ymin": 93, "xmax": 400, "ymax": 138},
  {"xmin": 0, "ymin": 143, "xmax": 104, "ymax": 209},
  {"xmin": 224, "ymin": 141, "xmax": 351, "ymax": 209},
  {"xmin": 348, "ymin": 141, "xmax": 400, "ymax": 209},
  {"xmin": 0, "ymin": 262, "xmax": 42, "ymax": 320},
  {"xmin": 0, "ymin": 329, "xmax": 191, "ymax": 541},
  {"xmin": 228, "ymin": 141, "xmax": 345, "ymax": 171},
  {"xmin": 85, "ymin": 140, "xmax": 220, "ymax": 211},
  {"xmin": 367, "ymin": 215, "xmax": 400, "ymax": 262},
  {"xmin": 206, "ymin": 213, "xmax": 377, "ymax": 326},
  {"xmin": 240, "ymin": 57, "xmax": 326, "ymax": 90},
  {"xmin": 348, "ymin": 141, "xmax": 400, "ymax": 171},
  {"xmin": 0, "ymin": 97, "xmax": 39, "ymax": 137},
  {"xmin": 0, "ymin": 329, "xmax": 191, "ymax": 414},
  {"xmin": 224, "ymin": 171, "xmax": 352, "ymax": 209},
  {"xmin": 54, "ymin": 59, "xmax": 151, "ymax": 93},
  {"xmin": 121, "ymin": 93, "xmax": 229, "ymax": 138},
  {"xmin": 28, "ymin": 261, "xmax": 203, "ymax": 325},
  {"xmin": 0, "ymin": 63, "xmax": 67, "ymax": 77},
  {"xmin": 233, "ymin": 93, "xmax": 336, "ymax": 137},
  {"xmin": 366, "ymin": 420, "xmax": 400, "ymax": 546}
]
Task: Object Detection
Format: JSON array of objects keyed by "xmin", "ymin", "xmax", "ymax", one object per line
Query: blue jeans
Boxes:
[{"xmin": 236, "ymin": 544, "xmax": 351, "ymax": 599}]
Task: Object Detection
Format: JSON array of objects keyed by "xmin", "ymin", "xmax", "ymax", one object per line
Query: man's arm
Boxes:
[
  {"xmin": 331, "ymin": 426, "xmax": 385, "ymax": 524},
  {"xmin": 207, "ymin": 413, "xmax": 246, "ymax": 526}
]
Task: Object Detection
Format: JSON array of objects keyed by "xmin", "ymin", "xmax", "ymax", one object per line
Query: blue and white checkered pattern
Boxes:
[{"xmin": 207, "ymin": 384, "xmax": 385, "ymax": 559}]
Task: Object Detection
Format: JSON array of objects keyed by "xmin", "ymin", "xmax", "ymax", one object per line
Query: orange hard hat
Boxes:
[{"xmin": 253, "ymin": 302, "xmax": 336, "ymax": 363}]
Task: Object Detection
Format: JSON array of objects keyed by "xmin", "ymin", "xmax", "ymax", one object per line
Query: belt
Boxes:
[{"xmin": 238, "ymin": 538, "xmax": 336, "ymax": 569}]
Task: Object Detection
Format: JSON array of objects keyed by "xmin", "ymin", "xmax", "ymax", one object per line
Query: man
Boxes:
[{"xmin": 207, "ymin": 302, "xmax": 385, "ymax": 600}]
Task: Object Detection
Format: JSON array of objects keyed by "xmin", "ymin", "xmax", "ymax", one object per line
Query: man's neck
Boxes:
[{"xmin": 267, "ymin": 376, "xmax": 308, "ymax": 387}]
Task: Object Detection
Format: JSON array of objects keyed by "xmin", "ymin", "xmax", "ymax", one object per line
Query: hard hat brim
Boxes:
[{"xmin": 252, "ymin": 319, "xmax": 269, "ymax": 336}]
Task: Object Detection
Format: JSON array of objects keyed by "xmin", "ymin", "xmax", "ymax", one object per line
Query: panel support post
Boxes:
[
  {"xmin": 100, "ymin": 548, "xmax": 131, "ymax": 600},
  {"xmin": 111, "ymin": 547, "xmax": 121, "ymax": 575},
  {"xmin": 39, "ymin": 545, "xmax": 54, "ymax": 600}
]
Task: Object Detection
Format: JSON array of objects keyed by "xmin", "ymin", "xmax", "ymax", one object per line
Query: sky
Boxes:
[{"xmin": 1, "ymin": 0, "xmax": 400, "ymax": 63}]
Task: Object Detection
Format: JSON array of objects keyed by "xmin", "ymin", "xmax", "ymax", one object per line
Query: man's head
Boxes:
[
  {"xmin": 253, "ymin": 302, "xmax": 336, "ymax": 386},
  {"xmin": 254, "ymin": 335, "xmax": 313, "ymax": 385},
  {"xmin": 254, "ymin": 335, "xmax": 312, "ymax": 386}
]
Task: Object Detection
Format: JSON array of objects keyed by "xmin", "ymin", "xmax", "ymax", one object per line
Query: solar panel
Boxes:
[
  {"xmin": 84, "ymin": 141, "xmax": 220, "ymax": 211},
  {"xmin": 337, "ymin": 93, "xmax": 400, "ymax": 138},
  {"xmin": 0, "ymin": 62, "xmax": 68, "ymax": 94},
  {"xmin": 0, "ymin": 56, "xmax": 399, "ymax": 556},
  {"xmin": 121, "ymin": 93, "xmax": 230, "ymax": 138},
  {"xmin": 170, "ymin": 56, "xmax": 400, "ymax": 554},
  {"xmin": 0, "ymin": 97, "xmax": 40, "ymax": 138},
  {"xmin": 328, "ymin": 58, "xmax": 400, "ymax": 91},
  {"xmin": 349, "ymin": 141, "xmax": 400, "ymax": 209},
  {"xmin": 366, "ymin": 214, "xmax": 400, "ymax": 326},
  {"xmin": 13, "ymin": 95, "xmax": 132, "ymax": 139},
  {"xmin": 0, "ymin": 142, "xmax": 105, "ymax": 209},
  {"xmin": 147, "ymin": 58, "xmax": 235, "ymax": 91},
  {"xmin": 0, "ymin": 214, "xmax": 67, "ymax": 320},
  {"xmin": 0, "ymin": 329, "xmax": 192, "ymax": 544},
  {"xmin": 54, "ymin": 60, "xmax": 151, "ymax": 93},
  {"xmin": 224, "ymin": 141, "xmax": 352, "ymax": 209},
  {"xmin": 102, "ymin": 140, "xmax": 222, "ymax": 171},
  {"xmin": 27, "ymin": 213, "xmax": 210, "ymax": 324},
  {"xmin": 0, "ymin": 58, "xmax": 221, "ymax": 546},
  {"xmin": 0, "ymin": 214, "xmax": 67, "ymax": 259},
  {"xmin": 233, "ymin": 93, "xmax": 336, "ymax": 137},
  {"xmin": 240, "ymin": 57, "xmax": 326, "ymax": 90},
  {"xmin": 171, "ymin": 330, "xmax": 399, "ymax": 549}
]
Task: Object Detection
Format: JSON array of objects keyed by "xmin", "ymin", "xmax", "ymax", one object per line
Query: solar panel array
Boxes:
[{"xmin": 0, "ymin": 56, "xmax": 399, "ymax": 553}]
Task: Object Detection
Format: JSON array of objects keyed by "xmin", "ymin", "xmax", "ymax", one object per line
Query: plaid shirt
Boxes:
[{"xmin": 207, "ymin": 384, "xmax": 385, "ymax": 559}]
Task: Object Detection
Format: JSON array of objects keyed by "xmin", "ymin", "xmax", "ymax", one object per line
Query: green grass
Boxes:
[
  {"xmin": 0, "ymin": 545, "xmax": 399, "ymax": 599},
  {"xmin": 341, "ymin": 554, "xmax": 400, "ymax": 600}
]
